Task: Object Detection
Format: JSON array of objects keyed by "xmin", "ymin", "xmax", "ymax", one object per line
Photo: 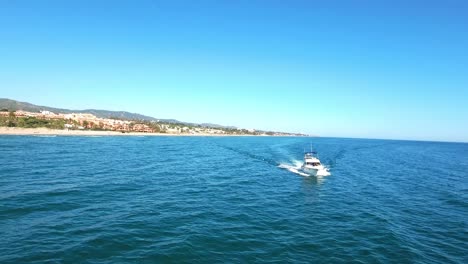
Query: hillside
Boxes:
[
  {"xmin": 0, "ymin": 98, "xmax": 309, "ymax": 136},
  {"xmin": 0, "ymin": 98, "xmax": 231, "ymax": 128},
  {"xmin": 0, "ymin": 98, "xmax": 163, "ymax": 121}
]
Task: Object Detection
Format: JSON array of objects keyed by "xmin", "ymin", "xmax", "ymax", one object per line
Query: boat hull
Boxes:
[{"xmin": 301, "ymin": 166, "xmax": 319, "ymax": 176}]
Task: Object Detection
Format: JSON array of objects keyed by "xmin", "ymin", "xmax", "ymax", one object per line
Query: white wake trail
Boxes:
[{"xmin": 278, "ymin": 163, "xmax": 310, "ymax": 177}]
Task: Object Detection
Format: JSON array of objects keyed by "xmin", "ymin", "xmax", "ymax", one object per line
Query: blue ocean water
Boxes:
[{"xmin": 0, "ymin": 136, "xmax": 466, "ymax": 263}]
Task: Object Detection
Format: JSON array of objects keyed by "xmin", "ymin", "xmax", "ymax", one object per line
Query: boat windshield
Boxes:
[{"xmin": 306, "ymin": 162, "xmax": 321, "ymax": 166}]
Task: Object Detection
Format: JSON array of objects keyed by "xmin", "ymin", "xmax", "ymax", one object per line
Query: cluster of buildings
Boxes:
[
  {"xmin": 6, "ymin": 110, "xmax": 155, "ymax": 133},
  {"xmin": 162, "ymin": 125, "xmax": 228, "ymax": 135},
  {"xmin": 3, "ymin": 110, "xmax": 233, "ymax": 134},
  {"xmin": 1, "ymin": 110, "xmax": 308, "ymax": 136}
]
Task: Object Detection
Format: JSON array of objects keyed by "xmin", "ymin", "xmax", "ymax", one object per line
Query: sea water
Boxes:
[{"xmin": 0, "ymin": 136, "xmax": 466, "ymax": 263}]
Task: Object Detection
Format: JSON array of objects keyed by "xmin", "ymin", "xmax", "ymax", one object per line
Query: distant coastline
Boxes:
[
  {"xmin": 0, "ymin": 127, "xmax": 307, "ymax": 137},
  {"xmin": 0, "ymin": 98, "xmax": 309, "ymax": 137}
]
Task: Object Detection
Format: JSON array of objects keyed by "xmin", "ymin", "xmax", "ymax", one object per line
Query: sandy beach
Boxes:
[{"xmin": 0, "ymin": 127, "xmax": 257, "ymax": 136}]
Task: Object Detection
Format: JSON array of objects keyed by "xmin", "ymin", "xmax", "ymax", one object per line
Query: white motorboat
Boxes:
[{"xmin": 301, "ymin": 150, "xmax": 326, "ymax": 176}]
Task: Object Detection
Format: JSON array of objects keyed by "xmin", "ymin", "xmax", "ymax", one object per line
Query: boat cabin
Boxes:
[{"xmin": 304, "ymin": 151, "xmax": 321, "ymax": 166}]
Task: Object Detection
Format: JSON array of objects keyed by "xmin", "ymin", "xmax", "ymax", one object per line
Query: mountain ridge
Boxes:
[{"xmin": 0, "ymin": 98, "xmax": 234, "ymax": 129}]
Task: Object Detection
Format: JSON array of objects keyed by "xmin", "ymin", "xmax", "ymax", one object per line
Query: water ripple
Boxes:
[{"xmin": 0, "ymin": 136, "xmax": 466, "ymax": 263}]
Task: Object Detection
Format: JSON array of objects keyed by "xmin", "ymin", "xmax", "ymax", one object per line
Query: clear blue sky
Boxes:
[{"xmin": 1, "ymin": 1, "xmax": 467, "ymax": 142}]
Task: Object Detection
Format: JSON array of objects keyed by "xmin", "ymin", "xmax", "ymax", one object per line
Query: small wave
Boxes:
[{"xmin": 215, "ymin": 143, "xmax": 278, "ymax": 166}]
